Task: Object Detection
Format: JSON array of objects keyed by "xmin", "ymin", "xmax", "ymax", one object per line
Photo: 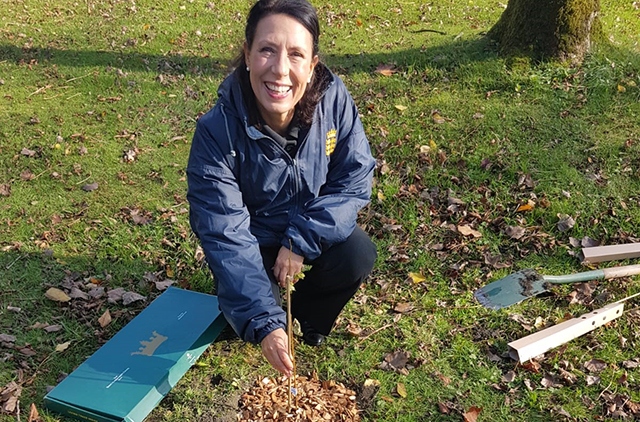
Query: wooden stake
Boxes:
[
  {"xmin": 508, "ymin": 301, "xmax": 625, "ymax": 363},
  {"xmin": 508, "ymin": 292, "xmax": 640, "ymax": 363},
  {"xmin": 582, "ymin": 243, "xmax": 640, "ymax": 263}
]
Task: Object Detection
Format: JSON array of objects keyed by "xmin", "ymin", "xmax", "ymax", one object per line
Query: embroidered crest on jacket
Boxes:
[{"xmin": 325, "ymin": 129, "xmax": 337, "ymax": 156}]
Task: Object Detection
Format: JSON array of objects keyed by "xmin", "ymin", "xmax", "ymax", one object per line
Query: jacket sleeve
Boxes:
[
  {"xmin": 186, "ymin": 113, "xmax": 286, "ymax": 344},
  {"xmin": 284, "ymin": 81, "xmax": 375, "ymax": 260}
]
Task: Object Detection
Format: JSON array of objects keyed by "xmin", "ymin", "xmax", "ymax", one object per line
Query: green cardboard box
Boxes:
[{"xmin": 44, "ymin": 287, "xmax": 227, "ymax": 422}]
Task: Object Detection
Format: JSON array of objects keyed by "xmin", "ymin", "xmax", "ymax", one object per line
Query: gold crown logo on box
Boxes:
[{"xmin": 131, "ymin": 331, "xmax": 168, "ymax": 356}]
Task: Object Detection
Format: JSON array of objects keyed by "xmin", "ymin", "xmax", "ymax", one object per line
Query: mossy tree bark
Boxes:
[{"xmin": 487, "ymin": 0, "xmax": 600, "ymax": 64}]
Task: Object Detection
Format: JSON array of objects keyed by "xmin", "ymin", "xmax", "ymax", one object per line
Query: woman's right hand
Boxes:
[{"xmin": 260, "ymin": 328, "xmax": 294, "ymax": 377}]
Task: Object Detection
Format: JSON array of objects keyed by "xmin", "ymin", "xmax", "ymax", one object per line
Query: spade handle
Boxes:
[
  {"xmin": 543, "ymin": 264, "xmax": 640, "ymax": 284},
  {"xmin": 602, "ymin": 264, "xmax": 640, "ymax": 279}
]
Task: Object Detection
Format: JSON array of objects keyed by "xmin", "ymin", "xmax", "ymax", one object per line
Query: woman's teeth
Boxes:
[{"xmin": 266, "ymin": 83, "xmax": 290, "ymax": 94}]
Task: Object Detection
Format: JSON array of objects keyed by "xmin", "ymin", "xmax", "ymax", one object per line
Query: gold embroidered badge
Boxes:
[{"xmin": 325, "ymin": 129, "xmax": 337, "ymax": 156}]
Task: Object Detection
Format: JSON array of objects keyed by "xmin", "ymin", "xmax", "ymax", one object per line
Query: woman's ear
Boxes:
[
  {"xmin": 309, "ymin": 55, "xmax": 319, "ymax": 81},
  {"xmin": 243, "ymin": 42, "xmax": 250, "ymax": 69}
]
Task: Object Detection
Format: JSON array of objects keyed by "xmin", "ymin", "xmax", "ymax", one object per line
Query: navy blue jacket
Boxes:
[{"xmin": 186, "ymin": 67, "xmax": 375, "ymax": 344}]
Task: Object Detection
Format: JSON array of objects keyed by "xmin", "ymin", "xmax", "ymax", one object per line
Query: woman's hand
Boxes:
[
  {"xmin": 260, "ymin": 328, "xmax": 293, "ymax": 377},
  {"xmin": 273, "ymin": 246, "xmax": 304, "ymax": 287}
]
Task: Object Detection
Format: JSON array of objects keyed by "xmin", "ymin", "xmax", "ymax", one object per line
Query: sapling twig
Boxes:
[
  {"xmin": 286, "ymin": 273, "xmax": 294, "ymax": 410},
  {"xmin": 286, "ymin": 240, "xmax": 296, "ymax": 411},
  {"xmin": 285, "ymin": 240, "xmax": 306, "ymax": 411}
]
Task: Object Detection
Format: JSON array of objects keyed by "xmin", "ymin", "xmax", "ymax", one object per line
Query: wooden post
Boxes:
[
  {"xmin": 508, "ymin": 302, "xmax": 624, "ymax": 363},
  {"xmin": 582, "ymin": 243, "xmax": 640, "ymax": 263}
]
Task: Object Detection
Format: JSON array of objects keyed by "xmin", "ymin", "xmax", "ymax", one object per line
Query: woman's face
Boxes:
[{"xmin": 244, "ymin": 13, "xmax": 318, "ymax": 131}]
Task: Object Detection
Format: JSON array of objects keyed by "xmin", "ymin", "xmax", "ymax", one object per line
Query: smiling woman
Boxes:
[{"xmin": 186, "ymin": 0, "xmax": 377, "ymax": 378}]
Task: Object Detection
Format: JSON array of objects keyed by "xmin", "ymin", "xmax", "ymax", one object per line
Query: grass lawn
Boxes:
[{"xmin": 1, "ymin": 0, "xmax": 640, "ymax": 420}]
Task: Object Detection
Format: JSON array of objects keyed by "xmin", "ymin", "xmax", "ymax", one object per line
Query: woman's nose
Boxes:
[{"xmin": 271, "ymin": 52, "xmax": 289, "ymax": 76}]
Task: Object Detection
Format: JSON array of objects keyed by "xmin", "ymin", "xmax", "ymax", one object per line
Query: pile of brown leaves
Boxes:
[{"xmin": 238, "ymin": 374, "xmax": 360, "ymax": 421}]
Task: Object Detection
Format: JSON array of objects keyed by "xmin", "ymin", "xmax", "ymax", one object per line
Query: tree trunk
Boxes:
[{"xmin": 487, "ymin": 0, "xmax": 600, "ymax": 64}]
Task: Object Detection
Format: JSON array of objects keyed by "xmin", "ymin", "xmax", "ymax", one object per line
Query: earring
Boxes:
[
  {"xmin": 246, "ymin": 66, "xmax": 249, "ymax": 72},
  {"xmin": 308, "ymin": 75, "xmax": 312, "ymax": 83}
]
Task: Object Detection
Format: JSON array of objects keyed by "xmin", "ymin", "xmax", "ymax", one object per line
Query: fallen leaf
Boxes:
[
  {"xmin": 434, "ymin": 372, "xmax": 451, "ymax": 386},
  {"xmin": 68, "ymin": 287, "xmax": 89, "ymax": 300},
  {"xmin": 82, "ymin": 182, "xmax": 99, "ymax": 192},
  {"xmin": 18, "ymin": 346, "xmax": 37, "ymax": 356},
  {"xmin": 584, "ymin": 358, "xmax": 607, "ymax": 372},
  {"xmin": 123, "ymin": 149, "xmax": 138, "ymax": 162},
  {"xmin": 558, "ymin": 368, "xmax": 578, "ymax": 385},
  {"xmin": 505, "ymin": 225, "xmax": 526, "ymax": 240},
  {"xmin": 618, "ymin": 372, "xmax": 628, "ymax": 385},
  {"xmin": 463, "ymin": 406, "xmax": 482, "ymax": 422},
  {"xmin": 88, "ymin": 286, "xmax": 106, "ymax": 299},
  {"xmin": 28, "ymin": 402, "xmax": 41, "ymax": 422},
  {"xmin": 541, "ymin": 373, "xmax": 563, "ymax": 389},
  {"xmin": 7, "ymin": 306, "xmax": 21, "ymax": 313},
  {"xmin": 55, "ymin": 341, "xmax": 71, "ymax": 352},
  {"xmin": 396, "ymin": 382, "xmax": 407, "ymax": 398},
  {"xmin": 393, "ymin": 302, "xmax": 414, "ymax": 313},
  {"xmin": 516, "ymin": 203, "xmax": 534, "ymax": 212},
  {"xmin": 0, "ymin": 333, "xmax": 16, "ymax": 343},
  {"xmin": 502, "ymin": 370, "xmax": 516, "ymax": 383},
  {"xmin": 380, "ymin": 350, "xmax": 411, "ymax": 373},
  {"xmin": 581, "ymin": 236, "xmax": 600, "ymax": 248},
  {"xmin": 521, "ymin": 360, "xmax": 541, "ymax": 373},
  {"xmin": 394, "ymin": 104, "xmax": 408, "ymax": 111},
  {"xmin": 107, "ymin": 287, "xmax": 125, "ymax": 303},
  {"xmin": 557, "ymin": 214, "xmax": 575, "ymax": 232},
  {"xmin": 480, "ymin": 157, "xmax": 492, "ymax": 170},
  {"xmin": 21, "ymin": 147, "xmax": 37, "ymax": 157},
  {"xmin": 375, "ymin": 63, "xmax": 397, "ymax": 76},
  {"xmin": 0, "ymin": 184, "xmax": 10, "ymax": 197},
  {"xmin": 122, "ymin": 291, "xmax": 146, "ymax": 306},
  {"xmin": 408, "ymin": 272, "xmax": 426, "ymax": 284},
  {"xmin": 360, "ymin": 378, "xmax": 380, "ymax": 403},
  {"xmin": 431, "ymin": 110, "xmax": 445, "ymax": 124},
  {"xmin": 98, "ymin": 310, "xmax": 112, "ymax": 328},
  {"xmin": 484, "ymin": 253, "xmax": 511, "ymax": 269},
  {"xmin": 585, "ymin": 374, "xmax": 600, "ymax": 385},
  {"xmin": 346, "ymin": 324, "xmax": 363, "ymax": 337},
  {"xmin": 44, "ymin": 325, "xmax": 63, "ymax": 333},
  {"xmin": 45, "ymin": 287, "xmax": 71, "ymax": 302},
  {"xmin": 554, "ymin": 407, "xmax": 573, "ymax": 419},
  {"xmin": 21, "ymin": 170, "xmax": 35, "ymax": 181},
  {"xmin": 154, "ymin": 279, "xmax": 175, "ymax": 291},
  {"xmin": 438, "ymin": 402, "xmax": 451, "ymax": 414},
  {"xmin": 383, "ymin": 224, "xmax": 402, "ymax": 231},
  {"xmin": 1, "ymin": 382, "xmax": 22, "ymax": 413},
  {"xmin": 457, "ymin": 224, "xmax": 482, "ymax": 238}
]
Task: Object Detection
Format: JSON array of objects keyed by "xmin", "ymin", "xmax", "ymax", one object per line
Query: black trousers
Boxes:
[{"xmin": 260, "ymin": 226, "xmax": 377, "ymax": 336}]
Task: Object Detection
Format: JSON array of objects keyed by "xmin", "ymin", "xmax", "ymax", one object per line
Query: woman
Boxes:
[{"xmin": 186, "ymin": 0, "xmax": 377, "ymax": 377}]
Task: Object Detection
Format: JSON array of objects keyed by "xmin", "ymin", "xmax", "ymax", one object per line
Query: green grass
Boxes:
[{"xmin": 1, "ymin": 0, "xmax": 640, "ymax": 421}]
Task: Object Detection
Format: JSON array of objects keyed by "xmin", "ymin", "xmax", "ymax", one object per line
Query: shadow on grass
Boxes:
[
  {"xmin": 0, "ymin": 35, "xmax": 500, "ymax": 76},
  {"xmin": 0, "ymin": 249, "xmax": 212, "ymax": 369}
]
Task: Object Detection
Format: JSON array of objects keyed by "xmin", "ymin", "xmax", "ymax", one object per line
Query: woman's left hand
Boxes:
[{"xmin": 273, "ymin": 246, "xmax": 304, "ymax": 287}]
